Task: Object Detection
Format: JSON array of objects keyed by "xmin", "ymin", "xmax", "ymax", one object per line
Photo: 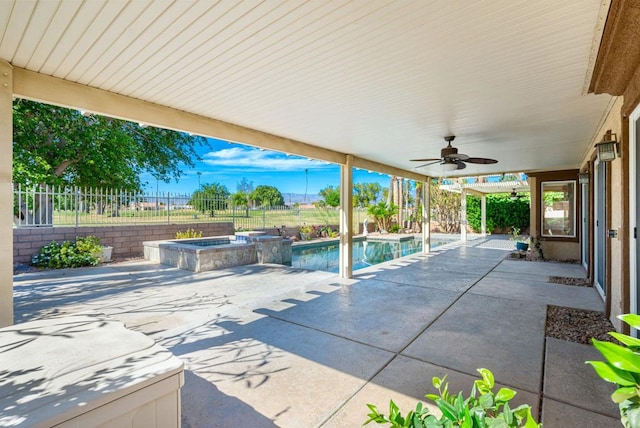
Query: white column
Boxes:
[
  {"xmin": 339, "ymin": 155, "xmax": 353, "ymax": 278},
  {"xmin": 0, "ymin": 61, "xmax": 13, "ymax": 327},
  {"xmin": 460, "ymin": 189, "xmax": 467, "ymax": 242},
  {"xmin": 481, "ymin": 194, "xmax": 487, "ymax": 236},
  {"xmin": 422, "ymin": 179, "xmax": 430, "ymax": 254}
]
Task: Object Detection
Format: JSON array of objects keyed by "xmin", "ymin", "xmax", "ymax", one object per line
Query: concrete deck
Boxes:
[{"xmin": 12, "ymin": 237, "xmax": 619, "ymax": 427}]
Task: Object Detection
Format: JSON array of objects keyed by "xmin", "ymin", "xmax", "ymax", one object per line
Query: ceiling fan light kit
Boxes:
[
  {"xmin": 442, "ymin": 160, "xmax": 459, "ymax": 172},
  {"xmin": 411, "ymin": 135, "xmax": 498, "ymax": 172}
]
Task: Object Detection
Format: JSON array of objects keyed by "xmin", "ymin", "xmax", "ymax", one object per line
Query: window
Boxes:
[{"xmin": 541, "ymin": 180, "xmax": 576, "ymax": 238}]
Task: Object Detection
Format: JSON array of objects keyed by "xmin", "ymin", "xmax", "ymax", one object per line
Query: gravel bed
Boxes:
[
  {"xmin": 546, "ymin": 305, "xmax": 616, "ymax": 345},
  {"xmin": 506, "ymin": 252, "xmax": 579, "ymax": 264},
  {"xmin": 548, "ymin": 276, "xmax": 592, "ymax": 287}
]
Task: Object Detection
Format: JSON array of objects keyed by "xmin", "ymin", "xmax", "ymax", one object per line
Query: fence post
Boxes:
[
  {"xmin": 167, "ymin": 192, "xmax": 171, "ymax": 224},
  {"xmin": 75, "ymin": 187, "xmax": 79, "ymax": 227},
  {"xmin": 262, "ymin": 206, "xmax": 266, "ymax": 229},
  {"xmin": 232, "ymin": 201, "xmax": 235, "ymax": 229}
]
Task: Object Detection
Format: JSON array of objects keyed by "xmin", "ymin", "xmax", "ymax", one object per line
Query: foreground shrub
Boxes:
[
  {"xmin": 588, "ymin": 314, "xmax": 640, "ymax": 427},
  {"xmin": 32, "ymin": 236, "xmax": 103, "ymax": 269},
  {"xmin": 365, "ymin": 368, "xmax": 540, "ymax": 427}
]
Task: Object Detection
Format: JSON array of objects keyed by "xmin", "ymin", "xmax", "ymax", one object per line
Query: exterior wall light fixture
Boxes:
[
  {"xmin": 595, "ymin": 130, "xmax": 619, "ymax": 162},
  {"xmin": 579, "ymin": 172, "xmax": 589, "ymax": 184}
]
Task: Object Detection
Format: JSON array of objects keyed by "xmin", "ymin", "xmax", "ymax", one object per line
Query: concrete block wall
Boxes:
[{"xmin": 13, "ymin": 222, "xmax": 234, "ymax": 264}]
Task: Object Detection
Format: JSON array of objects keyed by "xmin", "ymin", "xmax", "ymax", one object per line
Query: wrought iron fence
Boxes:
[{"xmin": 12, "ymin": 184, "xmax": 366, "ymax": 231}]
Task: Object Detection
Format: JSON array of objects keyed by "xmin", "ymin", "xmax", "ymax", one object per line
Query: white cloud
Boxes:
[{"xmin": 202, "ymin": 147, "xmax": 335, "ymax": 171}]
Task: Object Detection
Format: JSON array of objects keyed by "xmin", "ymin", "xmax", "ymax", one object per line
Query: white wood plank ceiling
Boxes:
[{"xmin": 0, "ymin": 0, "xmax": 613, "ymax": 177}]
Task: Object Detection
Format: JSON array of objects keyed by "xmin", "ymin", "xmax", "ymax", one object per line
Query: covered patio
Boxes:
[
  {"xmin": 3, "ymin": 1, "xmax": 640, "ymax": 426},
  {"xmin": 11, "ymin": 237, "xmax": 616, "ymax": 427},
  {"xmin": 0, "ymin": 0, "xmax": 618, "ymax": 327}
]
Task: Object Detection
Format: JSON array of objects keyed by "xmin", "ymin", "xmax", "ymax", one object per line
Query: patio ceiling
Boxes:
[{"xmin": 0, "ymin": 0, "xmax": 614, "ymax": 178}]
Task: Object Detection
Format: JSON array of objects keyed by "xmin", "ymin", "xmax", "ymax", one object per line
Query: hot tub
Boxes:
[{"xmin": 143, "ymin": 233, "xmax": 292, "ymax": 272}]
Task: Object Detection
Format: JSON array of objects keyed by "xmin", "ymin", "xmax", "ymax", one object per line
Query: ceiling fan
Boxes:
[
  {"xmin": 510, "ymin": 188, "xmax": 524, "ymax": 200},
  {"xmin": 411, "ymin": 136, "xmax": 498, "ymax": 171}
]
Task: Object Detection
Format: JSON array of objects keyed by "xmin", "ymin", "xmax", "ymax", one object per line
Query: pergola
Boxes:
[
  {"xmin": 0, "ymin": 0, "xmax": 614, "ymax": 326},
  {"xmin": 440, "ymin": 181, "xmax": 531, "ymax": 240}
]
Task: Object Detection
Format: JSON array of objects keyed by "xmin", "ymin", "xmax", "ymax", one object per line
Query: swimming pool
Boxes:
[{"xmin": 291, "ymin": 238, "xmax": 449, "ymax": 272}]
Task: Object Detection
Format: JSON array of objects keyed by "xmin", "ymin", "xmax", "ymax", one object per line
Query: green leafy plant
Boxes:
[
  {"xmin": 367, "ymin": 201, "xmax": 399, "ymax": 232},
  {"xmin": 365, "ymin": 368, "xmax": 540, "ymax": 428},
  {"xmin": 509, "ymin": 227, "xmax": 529, "ymax": 243},
  {"xmin": 587, "ymin": 314, "xmax": 640, "ymax": 427},
  {"xmin": 176, "ymin": 228, "xmax": 203, "ymax": 239},
  {"xmin": 299, "ymin": 224, "xmax": 313, "ymax": 234},
  {"xmin": 32, "ymin": 236, "xmax": 103, "ymax": 269},
  {"xmin": 466, "ymin": 194, "xmax": 530, "ymax": 234},
  {"xmin": 389, "ymin": 224, "xmax": 401, "ymax": 233}
]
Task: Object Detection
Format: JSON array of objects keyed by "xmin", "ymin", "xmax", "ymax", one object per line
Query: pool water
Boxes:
[{"xmin": 291, "ymin": 239, "xmax": 447, "ymax": 273}]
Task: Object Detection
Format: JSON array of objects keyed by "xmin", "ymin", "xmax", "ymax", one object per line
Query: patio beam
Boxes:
[
  {"xmin": 12, "ymin": 68, "xmax": 426, "ymax": 182},
  {"xmin": 339, "ymin": 156, "xmax": 354, "ymax": 278},
  {"xmin": 12, "ymin": 68, "xmax": 345, "ymax": 165},
  {"xmin": 352, "ymin": 156, "xmax": 428, "ymax": 182},
  {"xmin": 0, "ymin": 60, "xmax": 13, "ymax": 327}
]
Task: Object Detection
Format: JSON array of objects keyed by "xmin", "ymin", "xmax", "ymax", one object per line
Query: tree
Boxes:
[
  {"xmin": 413, "ymin": 181, "xmax": 424, "ymax": 232},
  {"xmin": 250, "ymin": 185, "xmax": 284, "ymax": 207},
  {"xmin": 231, "ymin": 178, "xmax": 254, "ymax": 216},
  {"xmin": 318, "ymin": 185, "xmax": 340, "ymax": 207},
  {"xmin": 13, "ymin": 99, "xmax": 205, "ymax": 190},
  {"xmin": 430, "ymin": 178, "xmax": 461, "ymax": 233},
  {"xmin": 367, "ymin": 201, "xmax": 399, "ymax": 232},
  {"xmin": 236, "ymin": 178, "xmax": 254, "ymax": 197},
  {"xmin": 190, "ymin": 183, "xmax": 230, "ymax": 214},
  {"xmin": 353, "ymin": 182, "xmax": 382, "ymax": 208}
]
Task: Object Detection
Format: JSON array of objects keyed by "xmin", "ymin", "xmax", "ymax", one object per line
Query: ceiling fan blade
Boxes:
[
  {"xmin": 456, "ymin": 161, "xmax": 467, "ymax": 170},
  {"xmin": 410, "ymin": 158, "xmax": 440, "ymax": 162},
  {"xmin": 465, "ymin": 157, "xmax": 498, "ymax": 164},
  {"xmin": 414, "ymin": 160, "xmax": 441, "ymax": 168},
  {"xmin": 447, "ymin": 153, "xmax": 469, "ymax": 161}
]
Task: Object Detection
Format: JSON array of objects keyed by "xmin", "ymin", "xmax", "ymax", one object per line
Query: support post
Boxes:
[
  {"xmin": 422, "ymin": 179, "xmax": 431, "ymax": 254},
  {"xmin": 481, "ymin": 194, "xmax": 487, "ymax": 236},
  {"xmin": 460, "ymin": 189, "xmax": 467, "ymax": 242},
  {"xmin": 0, "ymin": 61, "xmax": 13, "ymax": 327},
  {"xmin": 339, "ymin": 155, "xmax": 353, "ymax": 278}
]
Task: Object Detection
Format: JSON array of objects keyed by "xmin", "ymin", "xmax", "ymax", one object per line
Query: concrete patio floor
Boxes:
[{"xmin": 12, "ymin": 237, "xmax": 620, "ymax": 427}]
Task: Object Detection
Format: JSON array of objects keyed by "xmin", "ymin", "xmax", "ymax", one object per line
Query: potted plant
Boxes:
[
  {"xmin": 510, "ymin": 227, "xmax": 529, "ymax": 251},
  {"xmin": 299, "ymin": 224, "xmax": 314, "ymax": 241}
]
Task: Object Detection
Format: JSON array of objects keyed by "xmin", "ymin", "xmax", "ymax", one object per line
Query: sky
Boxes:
[{"xmin": 140, "ymin": 137, "xmax": 392, "ymax": 198}]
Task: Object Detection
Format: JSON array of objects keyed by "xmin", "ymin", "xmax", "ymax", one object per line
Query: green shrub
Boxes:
[
  {"xmin": 32, "ymin": 236, "xmax": 103, "ymax": 269},
  {"xmin": 368, "ymin": 202, "xmax": 399, "ymax": 232},
  {"xmin": 467, "ymin": 194, "xmax": 530, "ymax": 233},
  {"xmin": 176, "ymin": 228, "xmax": 203, "ymax": 239},
  {"xmin": 588, "ymin": 314, "xmax": 640, "ymax": 427},
  {"xmin": 389, "ymin": 224, "xmax": 401, "ymax": 233},
  {"xmin": 365, "ymin": 368, "xmax": 540, "ymax": 427}
]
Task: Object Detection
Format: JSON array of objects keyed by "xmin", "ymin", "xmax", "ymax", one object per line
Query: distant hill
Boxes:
[{"xmin": 281, "ymin": 193, "xmax": 320, "ymax": 205}]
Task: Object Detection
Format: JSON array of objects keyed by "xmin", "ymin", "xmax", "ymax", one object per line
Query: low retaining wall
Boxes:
[{"xmin": 13, "ymin": 223, "xmax": 235, "ymax": 264}]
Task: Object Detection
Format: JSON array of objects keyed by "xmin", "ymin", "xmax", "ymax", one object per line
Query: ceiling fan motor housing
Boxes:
[{"xmin": 441, "ymin": 145, "xmax": 458, "ymax": 158}]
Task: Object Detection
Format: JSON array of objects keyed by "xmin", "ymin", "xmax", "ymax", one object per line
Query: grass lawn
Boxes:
[{"xmin": 47, "ymin": 207, "xmax": 370, "ymax": 231}]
